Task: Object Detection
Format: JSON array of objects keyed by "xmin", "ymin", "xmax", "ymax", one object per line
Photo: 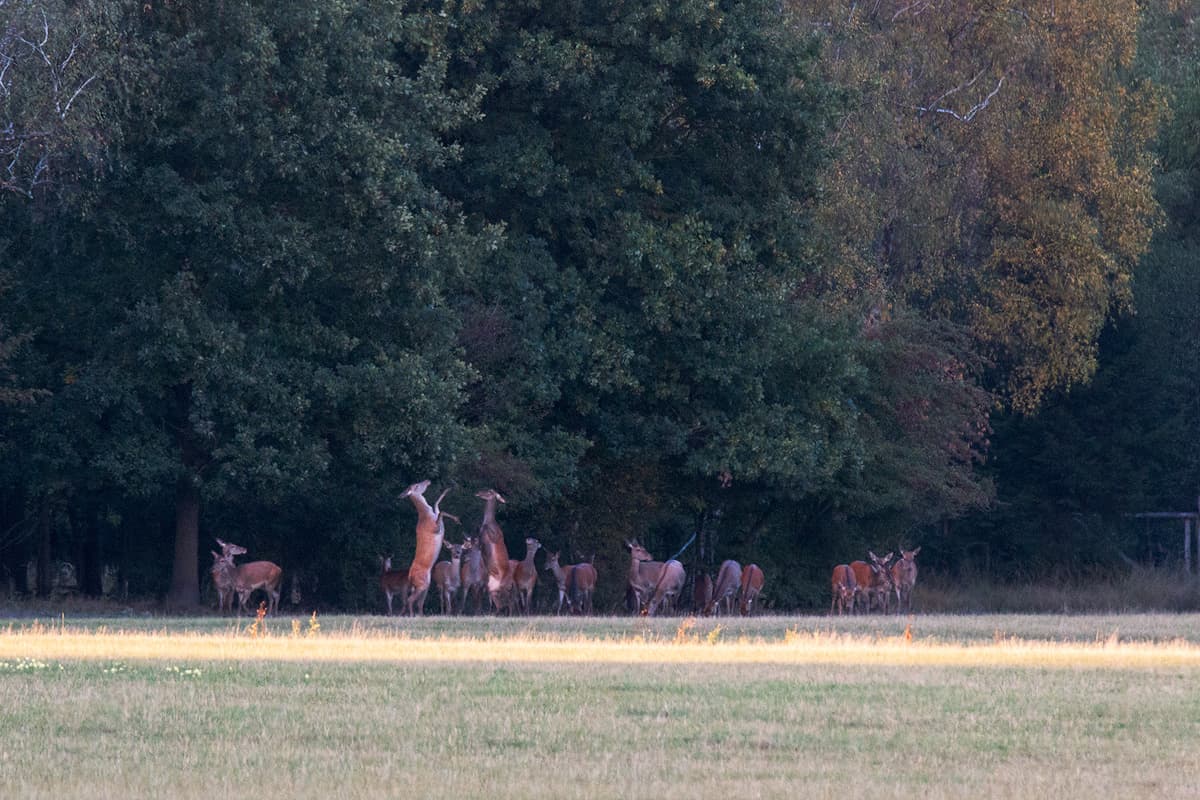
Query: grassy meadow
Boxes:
[{"xmin": 2, "ymin": 612, "xmax": 1200, "ymax": 799}]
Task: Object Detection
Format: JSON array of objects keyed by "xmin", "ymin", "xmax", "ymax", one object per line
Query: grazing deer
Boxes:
[
  {"xmin": 400, "ymin": 481, "xmax": 450, "ymax": 616},
  {"xmin": 210, "ymin": 550, "xmax": 236, "ymax": 613},
  {"xmin": 625, "ymin": 540, "xmax": 663, "ymax": 615},
  {"xmin": 693, "ymin": 573, "xmax": 713, "ymax": 615},
  {"xmin": 380, "ymin": 556, "xmax": 409, "ymax": 616},
  {"xmin": 512, "ymin": 537, "xmax": 541, "ymax": 614},
  {"xmin": 706, "ymin": 560, "xmax": 742, "ymax": 616},
  {"xmin": 891, "ymin": 546, "xmax": 921, "ymax": 613},
  {"xmin": 645, "ymin": 559, "xmax": 686, "ymax": 617},
  {"xmin": 739, "ymin": 563, "xmax": 764, "ymax": 616},
  {"xmin": 570, "ymin": 558, "xmax": 597, "ymax": 615},
  {"xmin": 458, "ymin": 536, "xmax": 486, "ymax": 614},
  {"xmin": 476, "ymin": 489, "xmax": 515, "ymax": 613},
  {"xmin": 212, "ymin": 551, "xmax": 283, "ymax": 616},
  {"xmin": 830, "ymin": 564, "xmax": 856, "ymax": 615},
  {"xmin": 432, "ymin": 541, "xmax": 465, "ymax": 615}
]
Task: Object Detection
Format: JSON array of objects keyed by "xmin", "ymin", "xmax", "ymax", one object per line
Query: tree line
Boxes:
[{"xmin": 0, "ymin": 1, "xmax": 1195, "ymax": 611}]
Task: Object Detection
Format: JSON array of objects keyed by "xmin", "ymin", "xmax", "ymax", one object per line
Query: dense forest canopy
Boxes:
[{"xmin": 0, "ymin": 0, "xmax": 1196, "ymax": 610}]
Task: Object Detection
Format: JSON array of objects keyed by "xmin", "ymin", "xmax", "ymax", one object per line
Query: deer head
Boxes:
[
  {"xmin": 475, "ymin": 488, "xmax": 507, "ymax": 504},
  {"xmin": 400, "ymin": 479, "xmax": 432, "ymax": 499},
  {"xmin": 215, "ymin": 538, "xmax": 247, "ymax": 557},
  {"xmin": 626, "ymin": 540, "xmax": 653, "ymax": 562},
  {"xmin": 544, "ymin": 551, "xmax": 560, "ymax": 572}
]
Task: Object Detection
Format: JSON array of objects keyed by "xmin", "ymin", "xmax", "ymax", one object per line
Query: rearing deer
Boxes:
[
  {"xmin": 401, "ymin": 481, "xmax": 450, "ymax": 616},
  {"xmin": 476, "ymin": 489, "xmax": 514, "ymax": 613}
]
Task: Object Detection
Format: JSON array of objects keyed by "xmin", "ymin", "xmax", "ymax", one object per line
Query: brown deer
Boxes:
[
  {"xmin": 476, "ymin": 489, "xmax": 515, "ymax": 613},
  {"xmin": 458, "ymin": 536, "xmax": 486, "ymax": 614},
  {"xmin": 830, "ymin": 564, "xmax": 856, "ymax": 615},
  {"xmin": 739, "ymin": 563, "xmax": 765, "ymax": 615},
  {"xmin": 625, "ymin": 540, "xmax": 663, "ymax": 615},
  {"xmin": 210, "ymin": 550, "xmax": 236, "ymax": 613},
  {"xmin": 850, "ymin": 552, "xmax": 894, "ymax": 614},
  {"xmin": 398, "ymin": 480, "xmax": 449, "ymax": 616},
  {"xmin": 571, "ymin": 558, "xmax": 597, "ymax": 615},
  {"xmin": 546, "ymin": 552, "xmax": 598, "ymax": 615},
  {"xmin": 645, "ymin": 559, "xmax": 686, "ymax": 617},
  {"xmin": 706, "ymin": 559, "xmax": 742, "ymax": 616},
  {"xmin": 693, "ymin": 573, "xmax": 713, "ymax": 614},
  {"xmin": 379, "ymin": 555, "xmax": 409, "ymax": 616},
  {"xmin": 512, "ymin": 537, "xmax": 541, "ymax": 614},
  {"xmin": 212, "ymin": 551, "xmax": 283, "ymax": 616},
  {"xmin": 545, "ymin": 551, "xmax": 573, "ymax": 614},
  {"xmin": 212, "ymin": 539, "xmax": 283, "ymax": 615},
  {"xmin": 432, "ymin": 541, "xmax": 465, "ymax": 615},
  {"xmin": 890, "ymin": 546, "xmax": 921, "ymax": 613}
]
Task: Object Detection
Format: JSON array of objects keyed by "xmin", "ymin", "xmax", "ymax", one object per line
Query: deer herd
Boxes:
[
  {"xmin": 208, "ymin": 480, "xmax": 919, "ymax": 617},
  {"xmin": 829, "ymin": 548, "xmax": 921, "ymax": 615}
]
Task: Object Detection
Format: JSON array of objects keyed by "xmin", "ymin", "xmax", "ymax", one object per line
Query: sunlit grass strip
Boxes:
[{"xmin": 3, "ymin": 627, "xmax": 1200, "ymax": 670}]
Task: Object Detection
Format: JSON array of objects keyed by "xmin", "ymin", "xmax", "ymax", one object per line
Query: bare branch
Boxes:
[{"xmin": 915, "ymin": 76, "xmax": 1006, "ymax": 123}]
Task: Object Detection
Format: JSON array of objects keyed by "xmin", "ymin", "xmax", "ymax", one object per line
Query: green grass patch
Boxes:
[{"xmin": 2, "ymin": 614, "xmax": 1200, "ymax": 798}]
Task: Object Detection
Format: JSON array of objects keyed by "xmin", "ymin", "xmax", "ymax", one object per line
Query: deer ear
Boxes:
[{"xmin": 912, "ymin": 547, "xmax": 921, "ymax": 557}]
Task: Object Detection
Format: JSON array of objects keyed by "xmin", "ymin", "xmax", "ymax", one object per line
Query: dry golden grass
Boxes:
[{"xmin": 2, "ymin": 614, "xmax": 1200, "ymax": 799}]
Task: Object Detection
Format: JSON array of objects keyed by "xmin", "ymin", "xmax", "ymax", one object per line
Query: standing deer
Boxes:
[
  {"xmin": 546, "ymin": 552, "xmax": 598, "ymax": 615},
  {"xmin": 693, "ymin": 573, "xmax": 713, "ymax": 614},
  {"xmin": 380, "ymin": 555, "xmax": 409, "ymax": 616},
  {"xmin": 625, "ymin": 540, "xmax": 663, "ymax": 615},
  {"xmin": 212, "ymin": 539, "xmax": 283, "ymax": 615},
  {"xmin": 545, "ymin": 551, "xmax": 574, "ymax": 615},
  {"xmin": 645, "ymin": 559, "xmax": 686, "ymax": 617},
  {"xmin": 570, "ymin": 558, "xmax": 597, "ymax": 615},
  {"xmin": 459, "ymin": 536, "xmax": 486, "ymax": 615},
  {"xmin": 739, "ymin": 563, "xmax": 765, "ymax": 616},
  {"xmin": 210, "ymin": 550, "xmax": 236, "ymax": 613},
  {"xmin": 850, "ymin": 552, "xmax": 894, "ymax": 614},
  {"xmin": 706, "ymin": 559, "xmax": 742, "ymax": 616},
  {"xmin": 401, "ymin": 481, "xmax": 450, "ymax": 616},
  {"xmin": 432, "ymin": 541, "xmax": 465, "ymax": 615},
  {"xmin": 476, "ymin": 489, "xmax": 514, "ymax": 613},
  {"xmin": 891, "ymin": 546, "xmax": 921, "ymax": 613},
  {"xmin": 830, "ymin": 564, "xmax": 856, "ymax": 615},
  {"xmin": 212, "ymin": 550, "xmax": 283, "ymax": 616},
  {"xmin": 512, "ymin": 537, "xmax": 541, "ymax": 614}
]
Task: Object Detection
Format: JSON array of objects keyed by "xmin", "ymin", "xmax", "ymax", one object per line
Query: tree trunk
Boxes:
[{"xmin": 166, "ymin": 476, "xmax": 200, "ymax": 608}]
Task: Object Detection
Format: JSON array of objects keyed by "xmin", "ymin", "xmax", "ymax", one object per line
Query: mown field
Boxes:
[{"xmin": 2, "ymin": 612, "xmax": 1199, "ymax": 799}]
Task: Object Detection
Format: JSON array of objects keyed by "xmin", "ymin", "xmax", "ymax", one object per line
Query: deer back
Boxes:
[
  {"xmin": 709, "ymin": 560, "xmax": 743, "ymax": 612},
  {"xmin": 831, "ymin": 563, "xmax": 856, "ymax": 593},
  {"xmin": 235, "ymin": 561, "xmax": 283, "ymax": 593},
  {"xmin": 571, "ymin": 562, "xmax": 597, "ymax": 592},
  {"xmin": 648, "ymin": 559, "xmax": 686, "ymax": 613}
]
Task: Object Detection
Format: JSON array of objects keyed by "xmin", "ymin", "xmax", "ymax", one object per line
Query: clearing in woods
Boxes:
[{"xmin": 1, "ymin": 613, "xmax": 1199, "ymax": 799}]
